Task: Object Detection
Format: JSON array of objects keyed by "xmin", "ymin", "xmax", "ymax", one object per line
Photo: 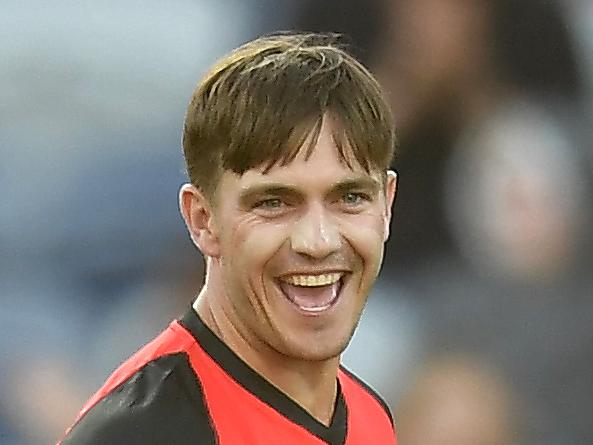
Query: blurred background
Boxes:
[{"xmin": 2, "ymin": 0, "xmax": 593, "ymax": 444}]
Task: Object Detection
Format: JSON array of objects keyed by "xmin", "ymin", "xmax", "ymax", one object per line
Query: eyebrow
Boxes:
[
  {"xmin": 331, "ymin": 177, "xmax": 382, "ymax": 195},
  {"xmin": 238, "ymin": 184, "xmax": 301, "ymax": 206},
  {"xmin": 238, "ymin": 176, "xmax": 383, "ymax": 204}
]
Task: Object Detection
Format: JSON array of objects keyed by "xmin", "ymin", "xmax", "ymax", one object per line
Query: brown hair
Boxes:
[{"xmin": 182, "ymin": 32, "xmax": 397, "ymax": 198}]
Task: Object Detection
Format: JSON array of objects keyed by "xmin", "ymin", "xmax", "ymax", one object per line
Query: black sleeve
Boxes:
[{"xmin": 61, "ymin": 353, "xmax": 217, "ymax": 445}]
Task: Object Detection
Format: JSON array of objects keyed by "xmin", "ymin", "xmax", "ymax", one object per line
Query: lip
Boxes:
[
  {"xmin": 276, "ymin": 269, "xmax": 351, "ymax": 280},
  {"xmin": 275, "ymin": 274, "xmax": 348, "ymax": 317}
]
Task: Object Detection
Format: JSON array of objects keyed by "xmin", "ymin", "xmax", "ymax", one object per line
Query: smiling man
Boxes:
[{"xmin": 60, "ymin": 32, "xmax": 398, "ymax": 445}]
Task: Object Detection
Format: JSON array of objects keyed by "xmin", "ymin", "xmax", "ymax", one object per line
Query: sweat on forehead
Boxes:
[{"xmin": 182, "ymin": 32, "xmax": 397, "ymax": 197}]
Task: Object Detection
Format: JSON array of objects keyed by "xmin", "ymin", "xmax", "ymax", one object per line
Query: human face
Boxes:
[{"xmin": 207, "ymin": 118, "xmax": 396, "ymax": 362}]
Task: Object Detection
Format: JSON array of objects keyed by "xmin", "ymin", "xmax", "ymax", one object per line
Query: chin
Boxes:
[{"xmin": 280, "ymin": 333, "xmax": 352, "ymax": 362}]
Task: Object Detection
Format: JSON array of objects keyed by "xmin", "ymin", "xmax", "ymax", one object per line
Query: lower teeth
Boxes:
[{"xmin": 299, "ymin": 302, "xmax": 332, "ymax": 312}]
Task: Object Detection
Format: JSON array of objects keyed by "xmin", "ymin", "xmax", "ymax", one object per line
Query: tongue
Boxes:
[{"xmin": 280, "ymin": 282, "xmax": 339, "ymax": 309}]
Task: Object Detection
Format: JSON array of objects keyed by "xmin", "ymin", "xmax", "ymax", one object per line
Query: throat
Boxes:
[{"xmin": 278, "ymin": 365, "xmax": 339, "ymax": 427}]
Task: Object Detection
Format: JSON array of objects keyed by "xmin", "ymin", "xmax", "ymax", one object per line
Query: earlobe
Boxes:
[
  {"xmin": 179, "ymin": 184, "xmax": 221, "ymax": 257},
  {"xmin": 383, "ymin": 170, "xmax": 398, "ymax": 241}
]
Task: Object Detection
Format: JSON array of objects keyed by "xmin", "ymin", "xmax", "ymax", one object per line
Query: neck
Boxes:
[{"xmin": 193, "ymin": 278, "xmax": 339, "ymax": 426}]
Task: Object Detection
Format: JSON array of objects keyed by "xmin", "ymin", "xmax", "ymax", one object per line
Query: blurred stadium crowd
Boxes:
[{"xmin": 2, "ymin": 0, "xmax": 593, "ymax": 444}]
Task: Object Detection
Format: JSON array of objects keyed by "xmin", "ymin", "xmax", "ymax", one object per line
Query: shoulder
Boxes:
[
  {"xmin": 338, "ymin": 365, "xmax": 394, "ymax": 427},
  {"xmin": 60, "ymin": 352, "xmax": 217, "ymax": 445}
]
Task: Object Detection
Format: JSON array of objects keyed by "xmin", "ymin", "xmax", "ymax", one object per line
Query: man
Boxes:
[{"xmin": 60, "ymin": 32, "xmax": 398, "ymax": 444}]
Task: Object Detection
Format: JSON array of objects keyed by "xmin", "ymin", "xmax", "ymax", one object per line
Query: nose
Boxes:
[{"xmin": 290, "ymin": 205, "xmax": 342, "ymax": 259}]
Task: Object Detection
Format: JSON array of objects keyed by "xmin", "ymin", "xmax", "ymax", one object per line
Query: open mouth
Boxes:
[{"xmin": 277, "ymin": 273, "xmax": 345, "ymax": 314}]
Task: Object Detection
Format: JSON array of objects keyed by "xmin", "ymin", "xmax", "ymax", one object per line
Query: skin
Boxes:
[{"xmin": 180, "ymin": 117, "xmax": 397, "ymax": 425}]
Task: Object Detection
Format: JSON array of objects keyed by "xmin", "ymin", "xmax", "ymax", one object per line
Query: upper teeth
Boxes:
[{"xmin": 282, "ymin": 273, "xmax": 342, "ymax": 287}]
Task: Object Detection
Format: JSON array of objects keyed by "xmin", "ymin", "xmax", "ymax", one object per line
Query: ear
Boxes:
[
  {"xmin": 179, "ymin": 183, "xmax": 221, "ymax": 258},
  {"xmin": 382, "ymin": 170, "xmax": 398, "ymax": 242}
]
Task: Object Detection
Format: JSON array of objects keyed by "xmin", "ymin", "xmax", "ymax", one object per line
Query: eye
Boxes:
[
  {"xmin": 254, "ymin": 198, "xmax": 284, "ymax": 209},
  {"xmin": 342, "ymin": 192, "xmax": 370, "ymax": 206},
  {"xmin": 251, "ymin": 198, "xmax": 290, "ymax": 217}
]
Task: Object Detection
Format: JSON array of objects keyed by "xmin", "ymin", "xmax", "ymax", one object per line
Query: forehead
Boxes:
[{"xmin": 224, "ymin": 118, "xmax": 383, "ymax": 191}]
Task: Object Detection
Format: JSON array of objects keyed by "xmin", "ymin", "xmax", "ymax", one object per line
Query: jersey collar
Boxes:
[{"xmin": 179, "ymin": 306, "xmax": 348, "ymax": 445}]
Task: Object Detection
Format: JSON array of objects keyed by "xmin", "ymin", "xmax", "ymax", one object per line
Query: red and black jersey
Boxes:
[{"xmin": 60, "ymin": 307, "xmax": 397, "ymax": 444}]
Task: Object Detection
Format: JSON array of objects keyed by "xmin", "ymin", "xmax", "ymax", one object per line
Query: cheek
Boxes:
[
  {"xmin": 340, "ymin": 212, "xmax": 387, "ymax": 273},
  {"xmin": 223, "ymin": 217, "xmax": 289, "ymax": 273}
]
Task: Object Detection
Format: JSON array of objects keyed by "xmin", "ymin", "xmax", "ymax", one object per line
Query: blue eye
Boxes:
[
  {"xmin": 342, "ymin": 192, "xmax": 368, "ymax": 205},
  {"xmin": 255, "ymin": 198, "xmax": 283, "ymax": 209},
  {"xmin": 252, "ymin": 198, "xmax": 289, "ymax": 216}
]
